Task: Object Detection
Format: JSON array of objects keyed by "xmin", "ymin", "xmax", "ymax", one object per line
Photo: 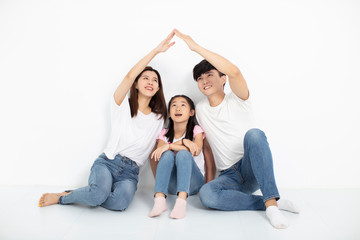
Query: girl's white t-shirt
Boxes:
[
  {"xmin": 196, "ymin": 92, "xmax": 255, "ymax": 171},
  {"xmin": 157, "ymin": 125, "xmax": 205, "ymax": 175},
  {"xmin": 103, "ymin": 97, "xmax": 164, "ymax": 167}
]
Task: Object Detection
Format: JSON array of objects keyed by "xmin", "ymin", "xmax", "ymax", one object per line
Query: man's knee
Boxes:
[
  {"xmin": 199, "ymin": 183, "xmax": 218, "ymax": 209},
  {"xmin": 244, "ymin": 128, "xmax": 267, "ymax": 145}
]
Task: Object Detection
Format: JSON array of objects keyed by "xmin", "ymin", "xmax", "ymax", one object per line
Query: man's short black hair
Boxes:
[{"xmin": 193, "ymin": 59, "xmax": 225, "ymax": 81}]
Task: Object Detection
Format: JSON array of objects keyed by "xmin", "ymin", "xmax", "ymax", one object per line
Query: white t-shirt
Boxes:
[
  {"xmin": 157, "ymin": 125, "xmax": 206, "ymax": 175},
  {"xmin": 196, "ymin": 92, "xmax": 255, "ymax": 171},
  {"xmin": 103, "ymin": 97, "xmax": 164, "ymax": 167}
]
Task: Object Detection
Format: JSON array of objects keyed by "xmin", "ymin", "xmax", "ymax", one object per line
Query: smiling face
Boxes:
[
  {"xmin": 135, "ymin": 70, "xmax": 160, "ymax": 98},
  {"xmin": 196, "ymin": 69, "xmax": 226, "ymax": 97},
  {"xmin": 169, "ymin": 97, "xmax": 195, "ymax": 123}
]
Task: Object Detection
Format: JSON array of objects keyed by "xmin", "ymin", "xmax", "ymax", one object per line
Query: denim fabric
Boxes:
[
  {"xmin": 154, "ymin": 150, "xmax": 204, "ymax": 197},
  {"xmin": 59, "ymin": 153, "xmax": 139, "ymax": 211},
  {"xmin": 199, "ymin": 128, "xmax": 280, "ymax": 211}
]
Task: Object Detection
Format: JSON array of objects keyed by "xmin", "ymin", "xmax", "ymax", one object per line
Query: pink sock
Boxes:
[
  {"xmin": 170, "ymin": 198, "xmax": 187, "ymax": 219},
  {"xmin": 149, "ymin": 196, "xmax": 167, "ymax": 217}
]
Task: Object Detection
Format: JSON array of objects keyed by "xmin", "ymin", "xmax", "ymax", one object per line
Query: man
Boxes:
[{"xmin": 174, "ymin": 29, "xmax": 299, "ymax": 229}]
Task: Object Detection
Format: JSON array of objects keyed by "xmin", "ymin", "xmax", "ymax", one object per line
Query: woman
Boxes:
[{"xmin": 39, "ymin": 31, "xmax": 175, "ymax": 211}]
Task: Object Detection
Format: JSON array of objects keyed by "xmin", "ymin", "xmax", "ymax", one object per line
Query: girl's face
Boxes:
[
  {"xmin": 169, "ymin": 97, "xmax": 194, "ymax": 123},
  {"xmin": 136, "ymin": 70, "xmax": 160, "ymax": 98}
]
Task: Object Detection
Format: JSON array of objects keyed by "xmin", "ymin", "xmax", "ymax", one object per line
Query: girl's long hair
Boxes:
[
  {"xmin": 129, "ymin": 66, "xmax": 167, "ymax": 121},
  {"xmin": 165, "ymin": 95, "xmax": 196, "ymax": 143}
]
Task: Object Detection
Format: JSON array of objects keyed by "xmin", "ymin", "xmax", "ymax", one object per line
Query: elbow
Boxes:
[{"xmin": 229, "ymin": 67, "xmax": 242, "ymax": 78}]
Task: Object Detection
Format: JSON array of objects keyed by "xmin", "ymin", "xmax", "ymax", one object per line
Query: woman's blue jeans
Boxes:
[
  {"xmin": 154, "ymin": 150, "xmax": 204, "ymax": 197},
  {"xmin": 199, "ymin": 128, "xmax": 280, "ymax": 211},
  {"xmin": 59, "ymin": 153, "xmax": 139, "ymax": 211}
]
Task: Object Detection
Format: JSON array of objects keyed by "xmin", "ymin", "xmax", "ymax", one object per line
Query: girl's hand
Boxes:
[
  {"xmin": 182, "ymin": 138, "xmax": 200, "ymax": 156},
  {"xmin": 174, "ymin": 29, "xmax": 198, "ymax": 51},
  {"xmin": 155, "ymin": 30, "xmax": 176, "ymax": 53},
  {"xmin": 151, "ymin": 144, "xmax": 169, "ymax": 162}
]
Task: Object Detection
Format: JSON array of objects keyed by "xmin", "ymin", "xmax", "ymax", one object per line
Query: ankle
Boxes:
[{"xmin": 155, "ymin": 192, "xmax": 166, "ymax": 198}]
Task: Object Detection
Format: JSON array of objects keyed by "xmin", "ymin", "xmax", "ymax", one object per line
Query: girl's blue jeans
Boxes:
[
  {"xmin": 154, "ymin": 150, "xmax": 204, "ymax": 197},
  {"xmin": 59, "ymin": 153, "xmax": 139, "ymax": 211},
  {"xmin": 199, "ymin": 128, "xmax": 280, "ymax": 211}
]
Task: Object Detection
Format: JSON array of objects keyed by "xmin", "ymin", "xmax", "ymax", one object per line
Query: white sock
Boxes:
[
  {"xmin": 277, "ymin": 199, "xmax": 300, "ymax": 213},
  {"xmin": 266, "ymin": 206, "xmax": 289, "ymax": 229},
  {"xmin": 170, "ymin": 198, "xmax": 187, "ymax": 219},
  {"xmin": 149, "ymin": 196, "xmax": 167, "ymax": 217}
]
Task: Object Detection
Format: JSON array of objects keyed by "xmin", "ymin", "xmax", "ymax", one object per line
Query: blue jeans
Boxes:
[
  {"xmin": 59, "ymin": 153, "xmax": 139, "ymax": 211},
  {"xmin": 199, "ymin": 128, "xmax": 280, "ymax": 211},
  {"xmin": 154, "ymin": 150, "xmax": 204, "ymax": 197}
]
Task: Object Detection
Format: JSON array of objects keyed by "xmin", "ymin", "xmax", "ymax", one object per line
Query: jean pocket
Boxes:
[
  {"xmin": 116, "ymin": 166, "xmax": 124, "ymax": 176},
  {"xmin": 132, "ymin": 165, "xmax": 139, "ymax": 175},
  {"xmin": 233, "ymin": 166, "xmax": 244, "ymax": 184}
]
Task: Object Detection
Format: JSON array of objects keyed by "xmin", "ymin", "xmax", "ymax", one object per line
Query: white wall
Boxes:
[{"xmin": 1, "ymin": 0, "xmax": 359, "ymax": 189}]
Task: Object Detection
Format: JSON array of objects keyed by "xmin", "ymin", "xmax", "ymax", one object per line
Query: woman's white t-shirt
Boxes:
[{"xmin": 103, "ymin": 97, "xmax": 164, "ymax": 167}]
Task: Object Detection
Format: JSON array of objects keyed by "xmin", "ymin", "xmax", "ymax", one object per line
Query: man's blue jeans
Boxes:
[
  {"xmin": 154, "ymin": 150, "xmax": 204, "ymax": 197},
  {"xmin": 199, "ymin": 128, "xmax": 280, "ymax": 210},
  {"xmin": 59, "ymin": 153, "xmax": 139, "ymax": 211}
]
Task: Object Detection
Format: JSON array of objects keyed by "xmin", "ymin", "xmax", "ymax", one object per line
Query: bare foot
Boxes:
[{"xmin": 39, "ymin": 192, "xmax": 70, "ymax": 207}]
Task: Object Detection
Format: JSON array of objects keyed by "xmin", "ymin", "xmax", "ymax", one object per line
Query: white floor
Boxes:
[{"xmin": 0, "ymin": 186, "xmax": 359, "ymax": 240}]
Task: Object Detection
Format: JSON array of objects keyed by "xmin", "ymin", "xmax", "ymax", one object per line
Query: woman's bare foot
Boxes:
[{"xmin": 39, "ymin": 192, "xmax": 70, "ymax": 207}]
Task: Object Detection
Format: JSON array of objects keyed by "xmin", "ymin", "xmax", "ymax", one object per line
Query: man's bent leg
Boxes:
[
  {"xmin": 199, "ymin": 169, "xmax": 265, "ymax": 211},
  {"xmin": 241, "ymin": 128, "xmax": 280, "ymax": 202}
]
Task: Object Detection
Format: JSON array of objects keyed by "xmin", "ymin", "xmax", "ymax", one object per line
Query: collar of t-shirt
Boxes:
[{"xmin": 172, "ymin": 133, "xmax": 186, "ymax": 143}]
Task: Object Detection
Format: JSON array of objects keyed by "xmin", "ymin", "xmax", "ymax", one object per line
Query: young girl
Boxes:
[
  {"xmin": 149, "ymin": 95, "xmax": 206, "ymax": 219},
  {"xmin": 38, "ymin": 31, "xmax": 175, "ymax": 210}
]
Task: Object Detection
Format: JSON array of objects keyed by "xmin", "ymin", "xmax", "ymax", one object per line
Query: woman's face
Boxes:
[
  {"xmin": 136, "ymin": 70, "xmax": 160, "ymax": 98},
  {"xmin": 169, "ymin": 97, "xmax": 194, "ymax": 123}
]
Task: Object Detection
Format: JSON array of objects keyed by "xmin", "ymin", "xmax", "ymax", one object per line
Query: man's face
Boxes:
[{"xmin": 196, "ymin": 69, "xmax": 226, "ymax": 97}]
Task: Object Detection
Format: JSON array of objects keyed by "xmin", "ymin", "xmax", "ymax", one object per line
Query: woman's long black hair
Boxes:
[{"xmin": 165, "ymin": 95, "xmax": 197, "ymax": 143}]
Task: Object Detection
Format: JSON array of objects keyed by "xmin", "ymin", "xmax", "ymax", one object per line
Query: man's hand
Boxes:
[{"xmin": 174, "ymin": 29, "xmax": 198, "ymax": 51}]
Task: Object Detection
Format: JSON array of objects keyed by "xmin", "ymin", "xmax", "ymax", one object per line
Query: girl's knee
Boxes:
[
  {"xmin": 175, "ymin": 150, "xmax": 192, "ymax": 162},
  {"xmin": 159, "ymin": 150, "xmax": 175, "ymax": 162}
]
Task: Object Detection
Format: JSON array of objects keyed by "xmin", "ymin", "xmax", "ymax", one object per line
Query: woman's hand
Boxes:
[
  {"xmin": 151, "ymin": 144, "xmax": 170, "ymax": 162},
  {"xmin": 182, "ymin": 138, "xmax": 200, "ymax": 156},
  {"xmin": 155, "ymin": 30, "xmax": 176, "ymax": 53},
  {"xmin": 174, "ymin": 29, "xmax": 199, "ymax": 51}
]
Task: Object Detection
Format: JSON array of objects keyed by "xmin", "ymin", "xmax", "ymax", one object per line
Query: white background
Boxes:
[{"xmin": 1, "ymin": 0, "xmax": 359, "ymax": 189}]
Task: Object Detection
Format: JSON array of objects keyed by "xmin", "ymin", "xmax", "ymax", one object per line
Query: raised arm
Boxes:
[
  {"xmin": 114, "ymin": 31, "xmax": 175, "ymax": 106},
  {"xmin": 174, "ymin": 29, "xmax": 249, "ymax": 100}
]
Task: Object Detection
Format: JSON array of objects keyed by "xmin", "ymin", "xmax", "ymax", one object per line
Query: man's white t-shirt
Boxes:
[
  {"xmin": 103, "ymin": 97, "xmax": 164, "ymax": 167},
  {"xmin": 196, "ymin": 92, "xmax": 255, "ymax": 171}
]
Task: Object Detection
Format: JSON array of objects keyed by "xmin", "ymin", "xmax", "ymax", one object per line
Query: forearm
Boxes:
[
  {"xmin": 191, "ymin": 44, "xmax": 241, "ymax": 78},
  {"xmin": 125, "ymin": 48, "xmax": 159, "ymax": 80},
  {"xmin": 205, "ymin": 164, "xmax": 215, "ymax": 183},
  {"xmin": 203, "ymin": 139, "xmax": 216, "ymax": 183},
  {"xmin": 113, "ymin": 48, "xmax": 159, "ymax": 105},
  {"xmin": 170, "ymin": 142, "xmax": 189, "ymax": 152}
]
